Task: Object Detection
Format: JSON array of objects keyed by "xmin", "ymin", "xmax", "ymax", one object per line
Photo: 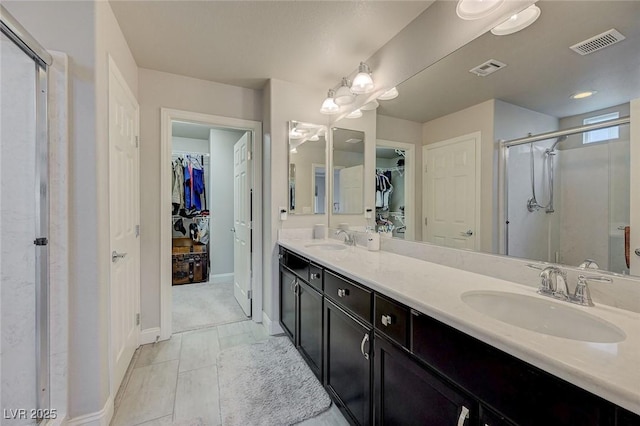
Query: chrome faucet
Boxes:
[
  {"xmin": 578, "ymin": 259, "xmax": 600, "ymax": 270},
  {"xmin": 538, "ymin": 266, "xmax": 569, "ymax": 300},
  {"xmin": 336, "ymin": 229, "xmax": 355, "ymax": 246},
  {"xmin": 572, "ymin": 274, "xmax": 613, "ymax": 307}
]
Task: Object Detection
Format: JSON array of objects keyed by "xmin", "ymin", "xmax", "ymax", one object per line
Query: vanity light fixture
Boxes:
[
  {"xmin": 335, "ymin": 77, "xmax": 355, "ymax": 106},
  {"xmin": 378, "ymin": 87, "xmax": 399, "ymax": 101},
  {"xmin": 290, "ymin": 147, "xmax": 298, "ymax": 154},
  {"xmin": 320, "ymin": 89, "xmax": 339, "ymax": 115},
  {"xmin": 309, "ymin": 134, "xmax": 320, "ymax": 141},
  {"xmin": 491, "ymin": 5, "xmax": 541, "ymax": 36},
  {"xmin": 571, "ymin": 90, "xmax": 597, "ymax": 99},
  {"xmin": 456, "ymin": 0, "xmax": 505, "ymax": 20},
  {"xmin": 351, "ymin": 62, "xmax": 375, "ymax": 94},
  {"xmin": 346, "ymin": 109, "xmax": 363, "ymax": 119},
  {"xmin": 360, "ymin": 100, "xmax": 379, "ymax": 111}
]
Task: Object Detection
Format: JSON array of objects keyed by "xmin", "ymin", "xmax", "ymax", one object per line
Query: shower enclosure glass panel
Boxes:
[
  {"xmin": 506, "ymin": 131, "xmax": 631, "ymax": 275},
  {"xmin": 1, "ymin": 28, "xmax": 49, "ymax": 419}
]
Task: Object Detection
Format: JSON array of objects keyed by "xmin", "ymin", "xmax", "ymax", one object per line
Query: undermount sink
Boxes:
[
  {"xmin": 304, "ymin": 242, "xmax": 348, "ymax": 251},
  {"xmin": 461, "ymin": 291, "xmax": 626, "ymax": 343}
]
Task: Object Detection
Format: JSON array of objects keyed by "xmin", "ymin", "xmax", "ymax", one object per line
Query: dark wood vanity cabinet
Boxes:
[
  {"xmin": 374, "ymin": 334, "xmax": 476, "ymax": 426},
  {"xmin": 324, "ymin": 299, "xmax": 372, "ymax": 426},
  {"xmin": 278, "ymin": 246, "xmax": 640, "ymax": 426},
  {"xmin": 279, "ymin": 250, "xmax": 323, "ymax": 379}
]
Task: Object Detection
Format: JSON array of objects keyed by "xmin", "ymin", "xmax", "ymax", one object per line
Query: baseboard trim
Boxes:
[
  {"xmin": 140, "ymin": 327, "xmax": 162, "ymax": 345},
  {"xmin": 211, "ymin": 272, "xmax": 234, "ymax": 283},
  {"xmin": 66, "ymin": 395, "xmax": 113, "ymax": 426},
  {"xmin": 262, "ymin": 311, "xmax": 283, "ymax": 336}
]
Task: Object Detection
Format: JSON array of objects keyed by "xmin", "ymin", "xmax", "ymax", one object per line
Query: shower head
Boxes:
[{"xmin": 549, "ymin": 135, "xmax": 568, "ymax": 153}]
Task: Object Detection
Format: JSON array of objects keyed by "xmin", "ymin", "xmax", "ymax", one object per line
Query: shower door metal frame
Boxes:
[{"xmin": 1, "ymin": 5, "xmax": 52, "ymax": 417}]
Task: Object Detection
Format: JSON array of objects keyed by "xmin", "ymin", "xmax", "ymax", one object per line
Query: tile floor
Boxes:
[{"xmin": 111, "ymin": 320, "xmax": 349, "ymax": 426}]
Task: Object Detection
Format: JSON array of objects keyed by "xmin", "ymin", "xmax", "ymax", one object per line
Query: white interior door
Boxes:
[
  {"xmin": 109, "ymin": 57, "xmax": 140, "ymax": 392},
  {"xmin": 630, "ymin": 98, "xmax": 640, "ymax": 275},
  {"xmin": 233, "ymin": 133, "xmax": 252, "ymax": 316},
  {"xmin": 339, "ymin": 164, "xmax": 364, "ymax": 213},
  {"xmin": 423, "ymin": 134, "xmax": 479, "ymax": 250}
]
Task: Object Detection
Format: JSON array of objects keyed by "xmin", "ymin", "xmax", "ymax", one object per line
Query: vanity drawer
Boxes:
[
  {"xmin": 279, "ymin": 248, "xmax": 309, "ymax": 281},
  {"xmin": 324, "ymin": 270, "xmax": 372, "ymax": 324},
  {"xmin": 374, "ymin": 294, "xmax": 409, "ymax": 348},
  {"xmin": 309, "ymin": 263, "xmax": 323, "ymax": 292}
]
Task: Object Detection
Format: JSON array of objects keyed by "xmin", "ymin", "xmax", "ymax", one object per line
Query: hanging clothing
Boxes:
[
  {"xmin": 172, "ymin": 159, "xmax": 185, "ymax": 213},
  {"xmin": 375, "ymin": 170, "xmax": 393, "ymax": 210}
]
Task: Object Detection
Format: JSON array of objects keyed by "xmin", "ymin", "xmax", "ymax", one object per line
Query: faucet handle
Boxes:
[{"xmin": 572, "ymin": 274, "xmax": 613, "ymax": 307}]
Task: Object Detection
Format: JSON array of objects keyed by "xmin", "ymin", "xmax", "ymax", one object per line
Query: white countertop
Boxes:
[{"xmin": 279, "ymin": 238, "xmax": 640, "ymax": 415}]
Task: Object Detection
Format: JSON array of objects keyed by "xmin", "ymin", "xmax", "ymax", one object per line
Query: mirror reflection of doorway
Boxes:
[{"xmin": 170, "ymin": 121, "xmax": 251, "ymax": 333}]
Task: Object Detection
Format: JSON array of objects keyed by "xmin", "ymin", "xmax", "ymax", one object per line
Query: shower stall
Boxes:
[
  {"xmin": 1, "ymin": 6, "xmax": 51, "ymax": 422},
  {"xmin": 503, "ymin": 115, "xmax": 631, "ymax": 274}
]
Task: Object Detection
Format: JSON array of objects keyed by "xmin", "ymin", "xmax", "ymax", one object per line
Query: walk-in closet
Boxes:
[
  {"xmin": 170, "ymin": 121, "xmax": 249, "ymax": 333},
  {"xmin": 375, "ymin": 147, "xmax": 407, "ymax": 238}
]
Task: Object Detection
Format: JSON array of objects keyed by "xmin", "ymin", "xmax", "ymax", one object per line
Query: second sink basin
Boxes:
[
  {"xmin": 304, "ymin": 243, "xmax": 347, "ymax": 251},
  {"xmin": 461, "ymin": 291, "xmax": 625, "ymax": 343}
]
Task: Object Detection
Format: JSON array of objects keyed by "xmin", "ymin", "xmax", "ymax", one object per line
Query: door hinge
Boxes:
[
  {"xmin": 424, "ymin": 217, "xmax": 428, "ymax": 227},
  {"xmin": 135, "ymin": 225, "xmax": 140, "ymax": 237},
  {"xmin": 135, "ymin": 135, "xmax": 139, "ymax": 148},
  {"xmin": 247, "ymin": 151, "xmax": 252, "ymax": 161},
  {"xmin": 247, "ymin": 290, "xmax": 252, "ymax": 299},
  {"xmin": 136, "ymin": 313, "xmax": 140, "ymax": 326},
  {"xmin": 34, "ymin": 237, "xmax": 48, "ymax": 246}
]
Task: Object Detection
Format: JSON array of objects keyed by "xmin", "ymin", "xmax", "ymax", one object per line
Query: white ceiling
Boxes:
[
  {"xmin": 378, "ymin": 1, "xmax": 640, "ymax": 123},
  {"xmin": 333, "ymin": 127, "xmax": 364, "ymax": 153},
  {"xmin": 110, "ymin": 0, "xmax": 432, "ymax": 90},
  {"xmin": 172, "ymin": 120, "xmax": 245, "ymax": 140}
]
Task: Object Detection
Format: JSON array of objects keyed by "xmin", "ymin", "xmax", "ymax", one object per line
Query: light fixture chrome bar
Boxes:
[
  {"xmin": 501, "ymin": 116, "xmax": 630, "ymax": 148},
  {"xmin": 0, "ymin": 5, "xmax": 52, "ymax": 66}
]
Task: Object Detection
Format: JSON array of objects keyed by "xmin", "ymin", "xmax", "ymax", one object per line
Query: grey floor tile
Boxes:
[
  {"xmin": 179, "ymin": 327, "xmax": 220, "ymax": 372},
  {"xmin": 136, "ymin": 334, "xmax": 183, "ymax": 368},
  {"xmin": 114, "ymin": 347, "xmax": 141, "ymax": 410},
  {"xmin": 174, "ymin": 366, "xmax": 221, "ymax": 426},
  {"xmin": 218, "ymin": 331, "xmax": 257, "ymax": 350},
  {"xmin": 111, "ymin": 360, "xmax": 179, "ymax": 426},
  {"xmin": 134, "ymin": 415, "xmax": 173, "ymax": 425},
  {"xmin": 215, "ymin": 320, "xmax": 250, "ymax": 338}
]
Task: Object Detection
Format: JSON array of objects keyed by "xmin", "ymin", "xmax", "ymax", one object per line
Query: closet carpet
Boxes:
[{"xmin": 172, "ymin": 279, "xmax": 247, "ymax": 333}]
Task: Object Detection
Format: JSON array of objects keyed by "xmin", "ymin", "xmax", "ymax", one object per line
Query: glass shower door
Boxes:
[{"xmin": 1, "ymin": 28, "xmax": 49, "ymax": 422}]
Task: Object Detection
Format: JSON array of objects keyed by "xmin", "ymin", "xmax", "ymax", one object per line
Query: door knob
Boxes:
[
  {"xmin": 231, "ymin": 228, "xmax": 236, "ymax": 233},
  {"xmin": 112, "ymin": 251, "xmax": 127, "ymax": 263},
  {"xmin": 460, "ymin": 230, "xmax": 473, "ymax": 237},
  {"xmin": 635, "ymin": 248, "xmax": 640, "ymax": 257}
]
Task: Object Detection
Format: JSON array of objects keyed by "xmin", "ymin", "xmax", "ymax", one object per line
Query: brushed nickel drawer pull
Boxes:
[{"xmin": 337, "ymin": 288, "xmax": 348, "ymax": 298}]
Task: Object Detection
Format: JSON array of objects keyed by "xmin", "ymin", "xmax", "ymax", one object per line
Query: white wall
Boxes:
[
  {"xmin": 209, "ymin": 128, "xmax": 246, "ymax": 276},
  {"xmin": 139, "ymin": 68, "xmax": 262, "ymax": 330},
  {"xmin": 4, "ymin": 0, "xmax": 139, "ymax": 420},
  {"xmin": 422, "ymin": 100, "xmax": 495, "ymax": 252}
]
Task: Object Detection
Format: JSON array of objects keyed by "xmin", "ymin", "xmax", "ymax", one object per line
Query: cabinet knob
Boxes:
[
  {"xmin": 278, "ymin": 254, "xmax": 283, "ymax": 260},
  {"xmin": 381, "ymin": 314, "xmax": 393, "ymax": 326},
  {"xmin": 337, "ymin": 288, "xmax": 349, "ymax": 298},
  {"xmin": 310, "ymin": 273, "xmax": 321, "ymax": 280}
]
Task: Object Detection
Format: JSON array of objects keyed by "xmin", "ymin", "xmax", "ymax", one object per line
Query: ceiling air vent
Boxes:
[
  {"xmin": 570, "ymin": 29, "xmax": 626, "ymax": 56},
  {"xmin": 469, "ymin": 59, "xmax": 507, "ymax": 77}
]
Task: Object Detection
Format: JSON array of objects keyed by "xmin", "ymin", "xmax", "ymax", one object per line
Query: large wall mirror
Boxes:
[
  {"xmin": 288, "ymin": 121, "xmax": 328, "ymax": 215},
  {"xmin": 375, "ymin": 0, "xmax": 640, "ymax": 275},
  {"xmin": 332, "ymin": 127, "xmax": 365, "ymax": 214}
]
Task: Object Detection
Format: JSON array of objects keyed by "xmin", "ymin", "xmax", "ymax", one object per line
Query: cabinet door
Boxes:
[
  {"xmin": 298, "ymin": 280, "xmax": 323, "ymax": 379},
  {"xmin": 279, "ymin": 267, "xmax": 297, "ymax": 341},
  {"xmin": 325, "ymin": 299, "xmax": 372, "ymax": 426},
  {"xmin": 480, "ymin": 406, "xmax": 516, "ymax": 426},
  {"xmin": 375, "ymin": 334, "xmax": 475, "ymax": 426}
]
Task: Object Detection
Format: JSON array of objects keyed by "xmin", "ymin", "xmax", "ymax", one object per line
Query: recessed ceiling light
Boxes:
[
  {"xmin": 491, "ymin": 5, "xmax": 541, "ymax": 36},
  {"xmin": 378, "ymin": 87, "xmax": 399, "ymax": 101},
  {"xmin": 571, "ymin": 91, "xmax": 597, "ymax": 99},
  {"xmin": 456, "ymin": 0, "xmax": 505, "ymax": 20}
]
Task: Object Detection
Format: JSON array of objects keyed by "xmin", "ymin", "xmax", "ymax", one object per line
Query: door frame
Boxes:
[
  {"xmin": 422, "ymin": 131, "xmax": 482, "ymax": 251},
  {"xmin": 160, "ymin": 108, "xmax": 263, "ymax": 340},
  {"xmin": 376, "ymin": 139, "xmax": 416, "ymax": 241}
]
